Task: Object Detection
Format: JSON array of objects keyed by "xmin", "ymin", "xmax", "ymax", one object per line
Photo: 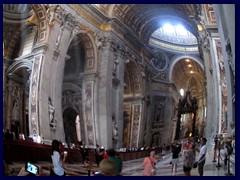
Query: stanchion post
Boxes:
[{"xmin": 225, "ymin": 155, "xmax": 233, "ymax": 176}]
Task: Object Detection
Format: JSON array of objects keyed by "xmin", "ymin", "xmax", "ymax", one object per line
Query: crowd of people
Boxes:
[
  {"xmin": 142, "ymin": 137, "xmax": 208, "ymax": 176},
  {"xmin": 4, "ymin": 134, "xmax": 234, "ymax": 176},
  {"xmin": 10, "ymin": 139, "xmax": 123, "ymax": 176}
]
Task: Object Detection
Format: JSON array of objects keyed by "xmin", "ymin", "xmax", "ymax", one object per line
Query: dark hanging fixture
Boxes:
[{"xmin": 175, "ymin": 90, "xmax": 198, "ymax": 140}]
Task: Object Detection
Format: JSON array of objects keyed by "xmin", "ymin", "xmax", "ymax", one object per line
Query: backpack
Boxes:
[{"xmin": 226, "ymin": 145, "xmax": 233, "ymax": 155}]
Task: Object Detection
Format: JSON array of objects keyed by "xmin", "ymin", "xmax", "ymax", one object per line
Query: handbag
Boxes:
[
  {"xmin": 193, "ymin": 161, "xmax": 198, "ymax": 168},
  {"xmin": 151, "ymin": 168, "xmax": 156, "ymax": 176}
]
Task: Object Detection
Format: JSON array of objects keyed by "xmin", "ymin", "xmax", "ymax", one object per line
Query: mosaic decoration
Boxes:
[
  {"xmin": 214, "ymin": 39, "xmax": 227, "ymax": 133},
  {"xmin": 29, "ymin": 55, "xmax": 43, "ymax": 136},
  {"xmin": 131, "ymin": 104, "xmax": 141, "ymax": 147},
  {"xmin": 151, "ymin": 51, "xmax": 167, "ymax": 71},
  {"xmin": 83, "ymin": 82, "xmax": 94, "ymax": 145}
]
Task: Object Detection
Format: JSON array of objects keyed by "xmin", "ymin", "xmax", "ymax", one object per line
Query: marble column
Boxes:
[
  {"xmin": 95, "ymin": 33, "xmax": 114, "ymax": 148},
  {"xmin": 198, "ymin": 30, "xmax": 218, "ymax": 139},
  {"xmin": 213, "ymin": 4, "xmax": 235, "ymax": 135},
  {"xmin": 6, "ymin": 80, "xmax": 13, "ymax": 130},
  {"xmin": 19, "ymin": 88, "xmax": 24, "ymax": 133}
]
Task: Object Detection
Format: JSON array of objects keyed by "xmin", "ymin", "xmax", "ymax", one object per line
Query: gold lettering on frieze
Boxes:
[
  {"xmin": 70, "ymin": 4, "xmax": 101, "ymax": 28},
  {"xmin": 100, "ymin": 24, "xmax": 112, "ymax": 31}
]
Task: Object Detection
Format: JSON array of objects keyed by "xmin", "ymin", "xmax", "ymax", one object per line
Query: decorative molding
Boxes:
[{"xmin": 70, "ymin": 4, "xmax": 101, "ymax": 28}]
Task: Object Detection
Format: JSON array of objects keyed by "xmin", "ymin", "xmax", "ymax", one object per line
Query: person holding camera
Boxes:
[
  {"xmin": 50, "ymin": 139, "xmax": 67, "ymax": 176},
  {"xmin": 17, "ymin": 164, "xmax": 48, "ymax": 176}
]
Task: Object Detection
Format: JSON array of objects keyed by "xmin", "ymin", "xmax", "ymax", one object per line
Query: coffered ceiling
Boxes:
[{"xmin": 172, "ymin": 58, "xmax": 205, "ymax": 97}]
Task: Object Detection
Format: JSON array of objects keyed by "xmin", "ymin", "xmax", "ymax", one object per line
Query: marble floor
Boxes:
[{"xmin": 5, "ymin": 142, "xmax": 235, "ymax": 176}]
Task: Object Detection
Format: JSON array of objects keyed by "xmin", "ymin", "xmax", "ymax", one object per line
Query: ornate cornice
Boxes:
[{"xmin": 70, "ymin": 4, "xmax": 101, "ymax": 28}]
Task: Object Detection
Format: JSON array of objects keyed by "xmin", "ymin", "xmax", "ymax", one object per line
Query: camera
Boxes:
[{"xmin": 25, "ymin": 162, "xmax": 39, "ymax": 175}]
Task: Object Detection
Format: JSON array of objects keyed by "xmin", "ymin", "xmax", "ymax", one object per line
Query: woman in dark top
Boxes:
[{"xmin": 171, "ymin": 142, "xmax": 181, "ymax": 175}]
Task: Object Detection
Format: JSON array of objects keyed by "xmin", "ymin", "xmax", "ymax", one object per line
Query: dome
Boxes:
[{"xmin": 149, "ymin": 23, "xmax": 199, "ymax": 53}]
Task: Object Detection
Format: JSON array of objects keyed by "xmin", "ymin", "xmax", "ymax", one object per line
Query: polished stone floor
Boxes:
[{"xmin": 5, "ymin": 141, "xmax": 235, "ymax": 176}]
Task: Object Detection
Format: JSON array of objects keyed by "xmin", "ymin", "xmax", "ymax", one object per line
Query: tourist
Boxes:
[
  {"xmin": 183, "ymin": 143, "xmax": 196, "ymax": 176},
  {"xmin": 50, "ymin": 139, "xmax": 67, "ymax": 176},
  {"xmin": 143, "ymin": 150, "xmax": 157, "ymax": 176}
]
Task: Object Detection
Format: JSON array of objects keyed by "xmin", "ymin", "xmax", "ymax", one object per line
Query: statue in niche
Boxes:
[
  {"xmin": 113, "ymin": 55, "xmax": 119, "ymax": 77},
  {"xmin": 85, "ymin": 85, "xmax": 92, "ymax": 108},
  {"xmin": 13, "ymin": 86, "xmax": 19, "ymax": 97},
  {"xmin": 151, "ymin": 133, "xmax": 159, "ymax": 147},
  {"xmin": 48, "ymin": 97, "xmax": 56, "ymax": 129},
  {"xmin": 112, "ymin": 117, "xmax": 119, "ymax": 141},
  {"xmin": 46, "ymin": 4, "xmax": 60, "ymax": 27},
  {"xmin": 95, "ymin": 33, "xmax": 108, "ymax": 50},
  {"xmin": 56, "ymin": 25, "xmax": 64, "ymax": 49},
  {"xmin": 12, "ymin": 100, "xmax": 19, "ymax": 120},
  {"xmin": 95, "ymin": 33, "xmax": 103, "ymax": 50}
]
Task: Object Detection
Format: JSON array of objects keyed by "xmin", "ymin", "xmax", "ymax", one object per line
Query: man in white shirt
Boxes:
[{"xmin": 196, "ymin": 137, "xmax": 207, "ymax": 176}]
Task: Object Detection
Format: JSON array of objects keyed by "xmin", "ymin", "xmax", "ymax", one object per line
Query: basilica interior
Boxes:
[{"xmin": 3, "ymin": 4, "xmax": 235, "ymax": 176}]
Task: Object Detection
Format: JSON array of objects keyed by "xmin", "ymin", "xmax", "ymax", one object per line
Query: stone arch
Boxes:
[
  {"xmin": 5, "ymin": 24, "xmax": 37, "ymax": 59},
  {"xmin": 186, "ymin": 76, "xmax": 205, "ymax": 97},
  {"xmin": 6, "ymin": 59, "xmax": 32, "ymax": 76},
  {"xmin": 63, "ymin": 107, "xmax": 79, "ymax": 146},
  {"xmin": 5, "ymin": 59, "xmax": 32, "ymax": 135},
  {"xmin": 68, "ymin": 31, "xmax": 98, "ymax": 74},
  {"xmin": 169, "ymin": 55, "xmax": 204, "ymax": 82},
  {"xmin": 123, "ymin": 59, "xmax": 144, "ymax": 148},
  {"xmin": 5, "ymin": 5, "xmax": 48, "ymax": 59},
  {"xmin": 30, "ymin": 4, "xmax": 48, "ymax": 43},
  {"xmin": 124, "ymin": 60, "xmax": 143, "ymax": 95}
]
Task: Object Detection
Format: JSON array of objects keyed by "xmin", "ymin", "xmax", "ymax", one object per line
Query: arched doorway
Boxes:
[
  {"xmin": 63, "ymin": 108, "xmax": 78, "ymax": 147},
  {"xmin": 123, "ymin": 60, "xmax": 144, "ymax": 148}
]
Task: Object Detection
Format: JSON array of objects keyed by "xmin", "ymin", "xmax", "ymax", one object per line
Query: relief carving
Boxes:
[
  {"xmin": 12, "ymin": 100, "xmax": 19, "ymax": 121},
  {"xmin": 95, "ymin": 33, "xmax": 108, "ymax": 50},
  {"xmin": 46, "ymin": 4, "xmax": 61, "ymax": 27}
]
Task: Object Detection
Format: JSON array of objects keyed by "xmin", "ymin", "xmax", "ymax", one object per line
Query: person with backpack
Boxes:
[{"xmin": 107, "ymin": 148, "xmax": 123, "ymax": 175}]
